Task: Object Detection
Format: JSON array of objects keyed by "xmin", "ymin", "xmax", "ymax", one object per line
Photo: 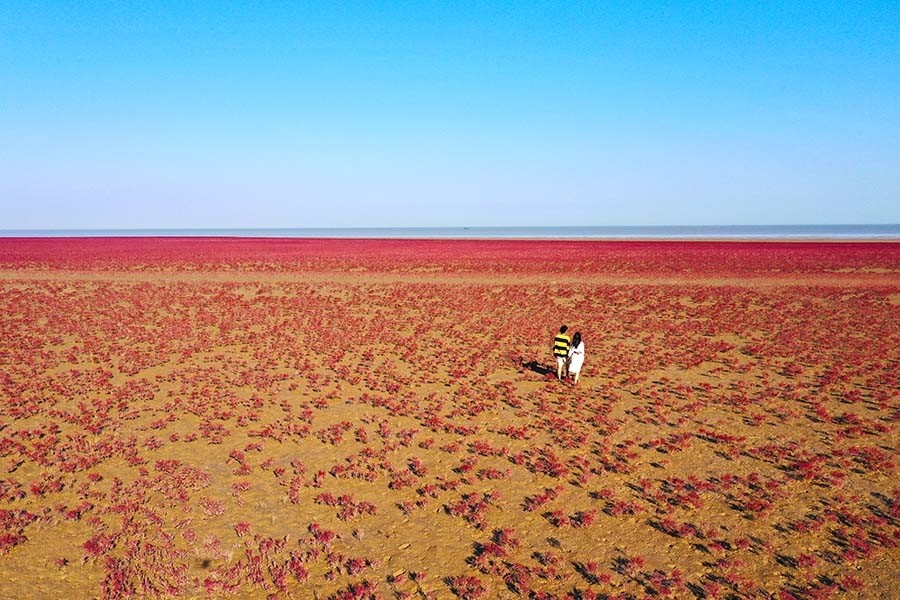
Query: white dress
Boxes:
[{"xmin": 568, "ymin": 341, "xmax": 585, "ymax": 374}]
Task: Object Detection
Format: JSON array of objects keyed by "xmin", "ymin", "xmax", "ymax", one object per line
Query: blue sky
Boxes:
[{"xmin": 1, "ymin": 1, "xmax": 898, "ymax": 228}]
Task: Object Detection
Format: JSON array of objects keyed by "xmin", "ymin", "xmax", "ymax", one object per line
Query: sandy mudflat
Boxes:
[{"xmin": 0, "ymin": 238, "xmax": 898, "ymax": 599}]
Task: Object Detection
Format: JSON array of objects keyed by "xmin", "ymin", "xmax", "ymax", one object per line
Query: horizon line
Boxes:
[
  {"xmin": 2, "ymin": 224, "xmax": 898, "ymax": 242},
  {"xmin": 3, "ymin": 223, "xmax": 899, "ymax": 232}
]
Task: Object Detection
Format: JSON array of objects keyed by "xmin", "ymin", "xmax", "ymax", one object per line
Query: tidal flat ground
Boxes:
[{"xmin": 0, "ymin": 238, "xmax": 897, "ymax": 599}]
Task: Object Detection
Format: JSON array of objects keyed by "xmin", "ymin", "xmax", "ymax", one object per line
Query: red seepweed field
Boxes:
[{"xmin": 0, "ymin": 238, "xmax": 898, "ymax": 599}]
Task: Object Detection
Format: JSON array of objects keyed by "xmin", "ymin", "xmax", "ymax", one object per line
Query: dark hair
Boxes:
[
  {"xmin": 559, "ymin": 325, "xmax": 568, "ymax": 333},
  {"xmin": 572, "ymin": 332, "xmax": 582, "ymax": 346}
]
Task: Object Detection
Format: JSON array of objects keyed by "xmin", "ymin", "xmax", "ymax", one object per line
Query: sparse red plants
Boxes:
[
  {"xmin": 315, "ymin": 493, "xmax": 377, "ymax": 521},
  {"xmin": 446, "ymin": 491, "xmax": 501, "ymax": 530}
]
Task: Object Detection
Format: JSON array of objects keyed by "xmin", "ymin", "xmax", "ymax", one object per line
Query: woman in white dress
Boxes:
[{"xmin": 567, "ymin": 332, "xmax": 585, "ymax": 384}]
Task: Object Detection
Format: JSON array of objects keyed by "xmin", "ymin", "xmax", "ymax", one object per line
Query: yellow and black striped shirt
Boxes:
[{"xmin": 553, "ymin": 333, "xmax": 571, "ymax": 357}]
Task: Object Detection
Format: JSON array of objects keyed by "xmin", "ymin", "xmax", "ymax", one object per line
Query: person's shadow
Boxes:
[{"xmin": 521, "ymin": 359, "xmax": 553, "ymax": 376}]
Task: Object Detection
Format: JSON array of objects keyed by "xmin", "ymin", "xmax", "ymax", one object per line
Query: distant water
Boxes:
[{"xmin": 1, "ymin": 225, "xmax": 899, "ymax": 240}]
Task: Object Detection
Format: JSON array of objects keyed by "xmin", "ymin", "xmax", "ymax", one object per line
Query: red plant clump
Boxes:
[{"xmin": 447, "ymin": 574, "xmax": 488, "ymax": 599}]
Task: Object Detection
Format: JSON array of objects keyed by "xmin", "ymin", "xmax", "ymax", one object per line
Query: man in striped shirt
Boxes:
[{"xmin": 553, "ymin": 325, "xmax": 571, "ymax": 381}]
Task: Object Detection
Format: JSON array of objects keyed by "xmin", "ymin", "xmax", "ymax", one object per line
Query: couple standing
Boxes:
[{"xmin": 552, "ymin": 325, "xmax": 585, "ymax": 384}]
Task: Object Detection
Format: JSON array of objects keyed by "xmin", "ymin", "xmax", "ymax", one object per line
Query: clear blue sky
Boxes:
[{"xmin": 1, "ymin": 1, "xmax": 898, "ymax": 229}]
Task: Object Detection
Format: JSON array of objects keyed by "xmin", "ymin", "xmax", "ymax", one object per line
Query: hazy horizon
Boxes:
[{"xmin": 3, "ymin": 224, "xmax": 899, "ymax": 241}]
